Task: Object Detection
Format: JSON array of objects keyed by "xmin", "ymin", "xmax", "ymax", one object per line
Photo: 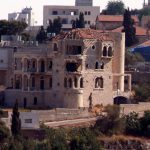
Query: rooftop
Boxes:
[
  {"xmin": 52, "ymin": 28, "xmax": 118, "ymax": 41},
  {"xmin": 97, "ymin": 15, "xmax": 139, "ymax": 23},
  {"xmin": 139, "ymin": 40, "xmax": 150, "ymax": 47},
  {"xmin": 111, "ymin": 26, "xmax": 150, "ymax": 36}
]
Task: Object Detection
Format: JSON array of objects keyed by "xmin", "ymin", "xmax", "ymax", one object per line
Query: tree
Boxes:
[
  {"xmin": 140, "ymin": 111, "xmax": 150, "ymax": 137},
  {"xmin": 11, "ymin": 100, "xmax": 21, "ymax": 137},
  {"xmin": 46, "ymin": 17, "xmax": 62, "ymax": 36},
  {"xmin": 72, "ymin": 12, "xmax": 85, "ymax": 29},
  {"xmin": 139, "ymin": 7, "xmax": 150, "ymax": 21},
  {"xmin": 122, "ymin": 9, "xmax": 137, "ymax": 47},
  {"xmin": 0, "ymin": 20, "xmax": 27, "ymax": 36},
  {"xmin": 36, "ymin": 26, "xmax": 47, "ymax": 43},
  {"xmin": 101, "ymin": 0, "xmax": 125, "ymax": 15}
]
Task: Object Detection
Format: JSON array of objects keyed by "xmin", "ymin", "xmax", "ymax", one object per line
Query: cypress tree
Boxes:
[
  {"xmin": 122, "ymin": 9, "xmax": 137, "ymax": 47},
  {"xmin": 78, "ymin": 12, "xmax": 85, "ymax": 28},
  {"xmin": 36, "ymin": 26, "xmax": 47, "ymax": 43},
  {"xmin": 11, "ymin": 99, "xmax": 21, "ymax": 137},
  {"xmin": 71, "ymin": 12, "xmax": 85, "ymax": 29}
]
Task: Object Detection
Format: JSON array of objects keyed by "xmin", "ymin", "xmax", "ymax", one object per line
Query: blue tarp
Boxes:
[{"xmin": 132, "ymin": 46, "xmax": 150, "ymax": 62}]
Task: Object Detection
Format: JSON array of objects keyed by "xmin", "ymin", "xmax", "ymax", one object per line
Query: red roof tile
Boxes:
[
  {"xmin": 111, "ymin": 26, "xmax": 150, "ymax": 36},
  {"xmin": 140, "ymin": 40, "xmax": 150, "ymax": 46},
  {"xmin": 97, "ymin": 15, "xmax": 139, "ymax": 23},
  {"xmin": 52, "ymin": 28, "xmax": 113, "ymax": 41}
]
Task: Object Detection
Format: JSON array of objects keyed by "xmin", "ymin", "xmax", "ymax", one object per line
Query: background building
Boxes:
[
  {"xmin": 43, "ymin": 0, "xmax": 100, "ymax": 30},
  {"xmin": 8, "ymin": 7, "xmax": 34, "ymax": 27}
]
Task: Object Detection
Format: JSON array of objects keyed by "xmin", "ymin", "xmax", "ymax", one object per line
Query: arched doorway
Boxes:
[{"xmin": 114, "ymin": 96, "xmax": 128, "ymax": 105}]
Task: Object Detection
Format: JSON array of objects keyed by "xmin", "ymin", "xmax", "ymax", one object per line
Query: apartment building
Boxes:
[{"xmin": 43, "ymin": 0, "xmax": 100, "ymax": 30}]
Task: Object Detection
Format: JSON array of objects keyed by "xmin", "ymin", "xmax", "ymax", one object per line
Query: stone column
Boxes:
[
  {"xmin": 27, "ymin": 75, "xmax": 30, "ymax": 91},
  {"xmin": 22, "ymin": 75, "xmax": 24, "ymax": 91},
  {"xmin": 128, "ymin": 75, "xmax": 132, "ymax": 91},
  {"xmin": 21, "ymin": 58, "xmax": 24, "ymax": 72},
  {"xmin": 37, "ymin": 59, "xmax": 39, "ymax": 72}
]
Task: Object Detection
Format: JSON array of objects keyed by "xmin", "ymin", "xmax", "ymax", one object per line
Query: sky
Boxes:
[{"xmin": 0, "ymin": 0, "xmax": 144, "ymax": 25}]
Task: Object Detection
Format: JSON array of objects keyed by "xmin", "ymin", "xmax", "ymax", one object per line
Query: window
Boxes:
[
  {"xmin": 40, "ymin": 76, "xmax": 44, "ymax": 90},
  {"xmin": 103, "ymin": 46, "xmax": 107, "ymax": 57},
  {"xmin": 25, "ymin": 119, "xmax": 32, "ymax": 123},
  {"xmin": 85, "ymin": 11, "xmax": 87, "ymax": 15},
  {"xmin": 54, "ymin": 43, "xmax": 58, "ymax": 51},
  {"xmin": 92, "ymin": 45, "xmax": 95, "ymax": 50},
  {"xmin": 80, "ymin": 78, "xmax": 84, "ymax": 88},
  {"xmin": 33, "ymin": 97, "xmax": 37, "ymax": 105},
  {"xmin": 85, "ymin": 21, "xmax": 87, "ymax": 24},
  {"xmin": 64, "ymin": 78, "xmax": 67, "ymax": 88},
  {"xmin": 68, "ymin": 78, "xmax": 72, "ymax": 88},
  {"xmin": 71, "ymin": 11, "xmax": 75, "ymax": 16},
  {"xmin": 32, "ymin": 76, "xmax": 35, "ymax": 88},
  {"xmin": 74, "ymin": 77, "xmax": 78, "ymax": 88},
  {"xmin": 49, "ymin": 77, "xmax": 52, "ymax": 88},
  {"xmin": 100, "ymin": 62, "xmax": 104, "ymax": 69},
  {"xmin": 52, "ymin": 11, "xmax": 58, "ymax": 15},
  {"xmin": 0, "ymin": 60, "xmax": 3, "ymax": 63},
  {"xmin": 108, "ymin": 46, "xmax": 113, "ymax": 57},
  {"xmin": 95, "ymin": 77, "xmax": 104, "ymax": 89},
  {"xmin": 95, "ymin": 62, "xmax": 99, "ymax": 69},
  {"xmin": 88, "ymin": 11, "xmax": 91, "ymax": 15},
  {"xmin": 48, "ymin": 61, "xmax": 53, "ymax": 70},
  {"xmin": 88, "ymin": 21, "xmax": 90, "ymax": 25},
  {"xmin": 23, "ymin": 98, "xmax": 27, "ymax": 108}
]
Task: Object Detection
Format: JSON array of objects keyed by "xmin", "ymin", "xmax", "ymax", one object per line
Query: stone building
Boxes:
[
  {"xmin": 3, "ymin": 29, "xmax": 131, "ymax": 108},
  {"xmin": 143, "ymin": 0, "xmax": 150, "ymax": 8}
]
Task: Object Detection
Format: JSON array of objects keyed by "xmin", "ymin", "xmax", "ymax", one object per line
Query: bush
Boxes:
[
  {"xmin": 140, "ymin": 110, "xmax": 150, "ymax": 137},
  {"xmin": 94, "ymin": 105, "xmax": 125, "ymax": 135},
  {"xmin": 0, "ymin": 121, "xmax": 10, "ymax": 142},
  {"xmin": 125, "ymin": 112, "xmax": 141, "ymax": 136},
  {"xmin": 70, "ymin": 128, "xmax": 102, "ymax": 150}
]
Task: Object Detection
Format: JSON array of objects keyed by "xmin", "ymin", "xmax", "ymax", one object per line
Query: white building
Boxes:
[
  {"xmin": 43, "ymin": 0, "xmax": 100, "ymax": 30},
  {"xmin": 8, "ymin": 7, "xmax": 34, "ymax": 27}
]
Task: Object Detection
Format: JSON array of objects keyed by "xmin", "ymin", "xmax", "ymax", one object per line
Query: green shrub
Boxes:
[
  {"xmin": 140, "ymin": 110, "xmax": 150, "ymax": 137},
  {"xmin": 125, "ymin": 112, "xmax": 141, "ymax": 136},
  {"xmin": 0, "ymin": 121, "xmax": 10, "ymax": 142},
  {"xmin": 94, "ymin": 105, "xmax": 125, "ymax": 135}
]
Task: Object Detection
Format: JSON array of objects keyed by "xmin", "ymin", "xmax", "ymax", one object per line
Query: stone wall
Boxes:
[
  {"xmin": 120, "ymin": 102, "xmax": 150, "ymax": 117},
  {"xmin": 32, "ymin": 108, "xmax": 92, "ymax": 122}
]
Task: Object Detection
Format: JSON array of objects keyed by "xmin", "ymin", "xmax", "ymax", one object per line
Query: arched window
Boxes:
[
  {"xmin": 54, "ymin": 43, "xmax": 58, "ymax": 51},
  {"xmin": 32, "ymin": 76, "xmax": 35, "ymax": 88},
  {"xmin": 49, "ymin": 77, "xmax": 52, "ymax": 88},
  {"xmin": 74, "ymin": 77, "xmax": 78, "ymax": 88},
  {"xmin": 95, "ymin": 77, "xmax": 104, "ymax": 88},
  {"xmin": 80, "ymin": 78, "xmax": 84, "ymax": 88},
  {"xmin": 95, "ymin": 62, "xmax": 99, "ymax": 69},
  {"xmin": 33, "ymin": 97, "xmax": 37, "ymax": 105},
  {"xmin": 68, "ymin": 78, "xmax": 72, "ymax": 88},
  {"xmin": 40, "ymin": 76, "xmax": 44, "ymax": 90},
  {"xmin": 64, "ymin": 78, "xmax": 67, "ymax": 88},
  {"xmin": 40, "ymin": 60, "xmax": 45, "ymax": 72},
  {"xmin": 108, "ymin": 46, "xmax": 113, "ymax": 57},
  {"xmin": 103, "ymin": 46, "xmax": 107, "ymax": 57},
  {"xmin": 32, "ymin": 60, "xmax": 36, "ymax": 69},
  {"xmin": 24, "ymin": 97, "xmax": 27, "ymax": 108}
]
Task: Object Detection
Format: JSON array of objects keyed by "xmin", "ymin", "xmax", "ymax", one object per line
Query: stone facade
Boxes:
[{"xmin": 3, "ymin": 29, "xmax": 131, "ymax": 108}]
